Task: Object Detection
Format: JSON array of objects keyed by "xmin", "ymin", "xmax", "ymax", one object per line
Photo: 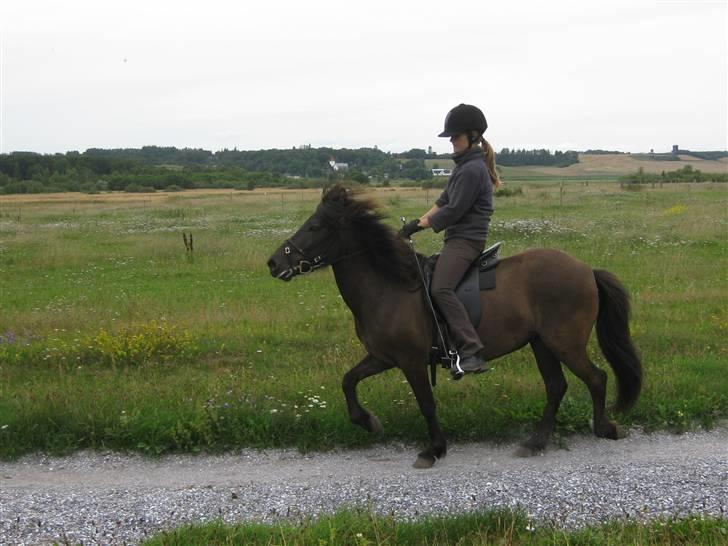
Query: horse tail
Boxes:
[{"xmin": 593, "ymin": 269, "xmax": 642, "ymax": 412}]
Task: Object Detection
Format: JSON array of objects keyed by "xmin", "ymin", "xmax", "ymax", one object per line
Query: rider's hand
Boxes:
[{"xmin": 400, "ymin": 219, "xmax": 424, "ymax": 238}]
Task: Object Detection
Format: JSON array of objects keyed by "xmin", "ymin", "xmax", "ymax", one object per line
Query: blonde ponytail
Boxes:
[{"xmin": 481, "ymin": 138, "xmax": 502, "ymax": 189}]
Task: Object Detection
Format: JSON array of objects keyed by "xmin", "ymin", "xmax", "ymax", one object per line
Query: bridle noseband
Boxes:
[
  {"xmin": 278, "ymin": 235, "xmax": 363, "ymax": 280},
  {"xmin": 282, "ymin": 238, "xmax": 326, "ymax": 276}
]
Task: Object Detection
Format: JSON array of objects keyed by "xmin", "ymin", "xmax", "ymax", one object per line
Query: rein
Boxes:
[{"xmin": 401, "ymin": 217, "xmax": 463, "ymax": 385}]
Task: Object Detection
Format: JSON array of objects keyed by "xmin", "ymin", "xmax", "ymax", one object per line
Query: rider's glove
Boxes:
[{"xmin": 400, "ymin": 219, "xmax": 424, "ymax": 239}]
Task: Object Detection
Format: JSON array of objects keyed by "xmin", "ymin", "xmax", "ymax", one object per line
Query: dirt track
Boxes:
[{"xmin": 1, "ymin": 428, "xmax": 727, "ymax": 544}]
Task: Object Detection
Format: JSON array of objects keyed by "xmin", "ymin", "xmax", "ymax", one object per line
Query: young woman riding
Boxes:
[{"xmin": 401, "ymin": 103, "xmax": 502, "ymax": 375}]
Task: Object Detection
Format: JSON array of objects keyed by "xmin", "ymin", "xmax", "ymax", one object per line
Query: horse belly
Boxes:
[{"xmin": 477, "ymin": 281, "xmax": 534, "ymax": 359}]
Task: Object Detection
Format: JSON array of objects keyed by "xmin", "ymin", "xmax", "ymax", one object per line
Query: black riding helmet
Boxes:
[{"xmin": 438, "ymin": 103, "xmax": 488, "ymax": 140}]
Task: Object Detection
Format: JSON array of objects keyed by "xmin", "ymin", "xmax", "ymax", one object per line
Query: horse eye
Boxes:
[{"xmin": 309, "ymin": 224, "xmax": 321, "ymax": 232}]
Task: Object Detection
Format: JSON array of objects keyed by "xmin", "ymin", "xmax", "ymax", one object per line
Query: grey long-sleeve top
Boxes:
[{"xmin": 429, "ymin": 147, "xmax": 493, "ymax": 242}]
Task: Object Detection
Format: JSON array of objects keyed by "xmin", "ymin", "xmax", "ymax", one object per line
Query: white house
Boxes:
[{"xmin": 329, "ymin": 159, "xmax": 349, "ymax": 171}]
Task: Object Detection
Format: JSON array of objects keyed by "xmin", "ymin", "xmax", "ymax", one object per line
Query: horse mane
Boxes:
[{"xmin": 320, "ymin": 184, "xmax": 419, "ymax": 286}]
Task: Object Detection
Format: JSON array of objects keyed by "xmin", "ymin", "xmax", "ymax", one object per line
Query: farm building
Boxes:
[{"xmin": 329, "ymin": 159, "xmax": 349, "ymax": 171}]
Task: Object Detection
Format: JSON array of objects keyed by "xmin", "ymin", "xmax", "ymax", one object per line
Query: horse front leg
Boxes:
[
  {"xmin": 402, "ymin": 363, "xmax": 447, "ymax": 469},
  {"xmin": 342, "ymin": 354, "xmax": 393, "ymax": 433}
]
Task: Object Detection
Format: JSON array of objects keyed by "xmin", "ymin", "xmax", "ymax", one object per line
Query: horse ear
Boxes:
[{"xmin": 322, "ymin": 183, "xmax": 351, "ymax": 205}]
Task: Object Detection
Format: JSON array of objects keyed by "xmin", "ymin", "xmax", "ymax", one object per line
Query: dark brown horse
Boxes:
[{"xmin": 267, "ymin": 184, "xmax": 642, "ymax": 468}]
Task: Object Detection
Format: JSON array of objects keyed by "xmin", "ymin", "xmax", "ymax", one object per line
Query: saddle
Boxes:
[
  {"xmin": 420, "ymin": 241, "xmax": 502, "ymax": 381},
  {"xmin": 422, "ymin": 241, "xmax": 502, "ymax": 328}
]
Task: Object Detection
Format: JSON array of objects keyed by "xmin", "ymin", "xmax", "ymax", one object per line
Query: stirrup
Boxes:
[{"xmin": 449, "ymin": 351, "xmax": 465, "ymax": 381}]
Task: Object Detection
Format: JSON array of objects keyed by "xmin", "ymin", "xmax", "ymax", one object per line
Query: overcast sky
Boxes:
[{"xmin": 1, "ymin": 0, "xmax": 726, "ymax": 155}]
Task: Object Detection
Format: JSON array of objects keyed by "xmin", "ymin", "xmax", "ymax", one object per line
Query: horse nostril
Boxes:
[{"xmin": 267, "ymin": 258, "xmax": 277, "ymax": 271}]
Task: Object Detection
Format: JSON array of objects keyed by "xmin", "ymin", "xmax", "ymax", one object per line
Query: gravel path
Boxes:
[{"xmin": 1, "ymin": 428, "xmax": 727, "ymax": 545}]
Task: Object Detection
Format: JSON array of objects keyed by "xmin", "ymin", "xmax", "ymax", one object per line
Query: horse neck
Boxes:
[{"xmin": 331, "ymin": 253, "xmax": 405, "ymax": 321}]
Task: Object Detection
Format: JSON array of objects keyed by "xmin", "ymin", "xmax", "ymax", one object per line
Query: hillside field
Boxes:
[{"xmin": 425, "ymin": 153, "xmax": 728, "ymax": 180}]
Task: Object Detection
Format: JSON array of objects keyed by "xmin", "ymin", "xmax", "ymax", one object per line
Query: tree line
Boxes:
[
  {"xmin": 496, "ymin": 148, "xmax": 578, "ymax": 167},
  {"xmin": 619, "ymin": 165, "xmax": 728, "ymax": 184},
  {"xmin": 1, "ymin": 145, "xmax": 578, "ymax": 194}
]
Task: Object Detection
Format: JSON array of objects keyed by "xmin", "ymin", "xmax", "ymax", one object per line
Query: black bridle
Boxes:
[
  {"xmin": 277, "ymin": 236, "xmax": 363, "ymax": 280},
  {"xmin": 280, "ymin": 237, "xmax": 326, "ymax": 276}
]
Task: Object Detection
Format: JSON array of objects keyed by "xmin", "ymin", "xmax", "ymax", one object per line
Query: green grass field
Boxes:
[
  {"xmin": 143, "ymin": 509, "xmax": 728, "ymax": 546},
  {"xmin": 0, "ymin": 181, "xmax": 726, "ymax": 459}
]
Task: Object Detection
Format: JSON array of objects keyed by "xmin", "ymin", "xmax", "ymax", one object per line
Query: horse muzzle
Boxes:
[{"xmin": 267, "ymin": 257, "xmax": 296, "ymax": 282}]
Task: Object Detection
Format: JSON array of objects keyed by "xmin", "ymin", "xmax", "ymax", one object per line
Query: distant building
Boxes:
[
  {"xmin": 431, "ymin": 168, "xmax": 452, "ymax": 177},
  {"xmin": 672, "ymin": 145, "xmax": 679, "ymax": 154},
  {"xmin": 329, "ymin": 159, "xmax": 349, "ymax": 171}
]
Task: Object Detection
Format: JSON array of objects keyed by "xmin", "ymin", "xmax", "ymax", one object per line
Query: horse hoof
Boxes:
[
  {"xmin": 515, "ymin": 445, "xmax": 540, "ymax": 458},
  {"xmin": 412, "ymin": 452, "xmax": 437, "ymax": 469},
  {"xmin": 368, "ymin": 414, "xmax": 384, "ymax": 434},
  {"xmin": 413, "ymin": 456, "xmax": 435, "ymax": 469},
  {"xmin": 601, "ymin": 420, "xmax": 621, "ymax": 440}
]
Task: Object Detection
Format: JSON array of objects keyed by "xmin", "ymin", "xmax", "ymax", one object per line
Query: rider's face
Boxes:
[{"xmin": 450, "ymin": 134, "xmax": 469, "ymax": 154}]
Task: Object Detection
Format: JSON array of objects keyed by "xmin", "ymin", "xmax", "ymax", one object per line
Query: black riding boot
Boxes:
[{"xmin": 451, "ymin": 353, "xmax": 490, "ymax": 380}]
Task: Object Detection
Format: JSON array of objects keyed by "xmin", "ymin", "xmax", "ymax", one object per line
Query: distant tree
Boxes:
[
  {"xmin": 400, "ymin": 159, "xmax": 432, "ymax": 180},
  {"xmin": 25, "ymin": 181, "xmax": 46, "ymax": 193},
  {"xmin": 348, "ymin": 170, "xmax": 369, "ymax": 184},
  {"xmin": 397, "ymin": 148, "xmax": 428, "ymax": 159}
]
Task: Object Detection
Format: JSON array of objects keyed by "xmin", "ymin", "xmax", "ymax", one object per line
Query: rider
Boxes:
[{"xmin": 401, "ymin": 103, "xmax": 501, "ymax": 375}]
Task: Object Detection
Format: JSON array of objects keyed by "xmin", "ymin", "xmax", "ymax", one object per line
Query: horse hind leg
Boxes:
[
  {"xmin": 517, "ymin": 337, "xmax": 568, "ymax": 457},
  {"xmin": 561, "ymin": 349, "xmax": 621, "ymax": 440}
]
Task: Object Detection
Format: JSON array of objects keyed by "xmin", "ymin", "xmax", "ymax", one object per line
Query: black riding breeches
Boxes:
[{"xmin": 430, "ymin": 237, "xmax": 485, "ymax": 358}]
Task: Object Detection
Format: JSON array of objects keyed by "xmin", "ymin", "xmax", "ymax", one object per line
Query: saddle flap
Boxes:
[{"xmin": 454, "ymin": 265, "xmax": 481, "ymax": 328}]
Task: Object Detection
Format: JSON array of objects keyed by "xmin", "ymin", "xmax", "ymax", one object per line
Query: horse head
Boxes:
[{"xmin": 267, "ymin": 184, "xmax": 356, "ymax": 281}]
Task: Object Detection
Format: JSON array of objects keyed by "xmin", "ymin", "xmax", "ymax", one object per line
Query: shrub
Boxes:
[
  {"xmin": 495, "ymin": 186, "xmax": 523, "ymax": 197},
  {"xmin": 80, "ymin": 321, "xmax": 198, "ymax": 366},
  {"xmin": 23, "ymin": 321, "xmax": 201, "ymax": 368}
]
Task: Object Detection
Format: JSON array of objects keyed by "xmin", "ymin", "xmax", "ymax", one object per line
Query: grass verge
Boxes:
[{"xmin": 142, "ymin": 509, "xmax": 728, "ymax": 546}]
